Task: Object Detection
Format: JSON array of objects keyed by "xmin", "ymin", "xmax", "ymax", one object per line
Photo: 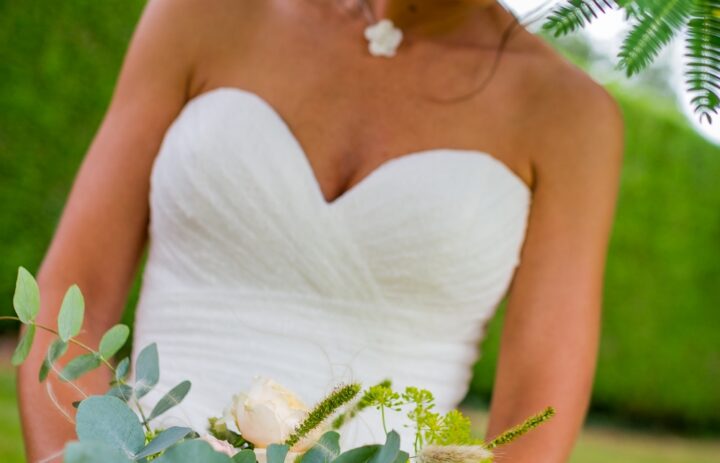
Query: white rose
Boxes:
[
  {"xmin": 364, "ymin": 19, "xmax": 403, "ymax": 57},
  {"xmin": 230, "ymin": 376, "xmax": 320, "ymax": 451},
  {"xmin": 199, "ymin": 434, "xmax": 238, "ymax": 457}
]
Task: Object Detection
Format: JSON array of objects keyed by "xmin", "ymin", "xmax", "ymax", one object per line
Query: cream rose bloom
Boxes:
[{"xmin": 230, "ymin": 376, "xmax": 320, "ymax": 451}]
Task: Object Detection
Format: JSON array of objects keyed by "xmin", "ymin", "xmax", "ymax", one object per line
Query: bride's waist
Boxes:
[{"xmin": 133, "ymin": 286, "xmax": 486, "ymax": 361}]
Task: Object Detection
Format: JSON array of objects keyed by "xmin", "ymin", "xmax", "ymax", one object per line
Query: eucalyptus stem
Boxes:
[
  {"xmin": 380, "ymin": 404, "xmax": 388, "ymax": 435},
  {"xmin": 0, "ymin": 315, "xmax": 116, "ymax": 372},
  {"xmin": 136, "ymin": 400, "xmax": 152, "ymax": 434}
]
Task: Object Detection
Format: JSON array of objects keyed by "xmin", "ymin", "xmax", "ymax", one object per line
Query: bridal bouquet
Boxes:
[{"xmin": 7, "ymin": 267, "xmax": 554, "ymax": 462}]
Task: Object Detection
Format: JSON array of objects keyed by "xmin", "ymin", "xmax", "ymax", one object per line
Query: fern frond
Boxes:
[
  {"xmin": 543, "ymin": 0, "xmax": 619, "ymax": 37},
  {"xmin": 685, "ymin": 0, "xmax": 720, "ymax": 123},
  {"xmin": 618, "ymin": 0, "xmax": 694, "ymax": 76}
]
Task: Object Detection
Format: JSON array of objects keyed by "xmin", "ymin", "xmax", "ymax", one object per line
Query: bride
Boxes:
[{"xmin": 18, "ymin": 0, "xmax": 623, "ymax": 461}]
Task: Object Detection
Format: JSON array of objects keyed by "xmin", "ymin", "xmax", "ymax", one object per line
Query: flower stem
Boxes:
[
  {"xmin": 486, "ymin": 407, "xmax": 556, "ymax": 449},
  {"xmin": 2, "ymin": 316, "xmax": 150, "ymax": 433},
  {"xmin": 381, "ymin": 404, "xmax": 388, "ymax": 435},
  {"xmin": 0, "ymin": 316, "xmax": 116, "ymax": 372}
]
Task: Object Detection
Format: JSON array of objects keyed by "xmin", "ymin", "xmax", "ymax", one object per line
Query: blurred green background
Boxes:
[{"xmin": 1, "ymin": 1, "xmax": 719, "ymax": 462}]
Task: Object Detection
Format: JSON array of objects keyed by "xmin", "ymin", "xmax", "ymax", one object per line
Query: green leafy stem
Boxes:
[{"xmin": 5, "ymin": 267, "xmax": 168, "ymax": 435}]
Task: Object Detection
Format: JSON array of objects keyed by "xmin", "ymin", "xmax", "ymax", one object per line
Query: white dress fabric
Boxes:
[{"xmin": 132, "ymin": 87, "xmax": 532, "ymax": 451}]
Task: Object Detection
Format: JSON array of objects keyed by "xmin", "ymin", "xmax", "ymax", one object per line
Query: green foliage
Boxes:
[
  {"xmin": 99, "ymin": 324, "xmax": 130, "ymax": 359},
  {"xmin": 285, "ymin": 383, "xmax": 361, "ymax": 448},
  {"xmin": 38, "ymin": 338, "xmax": 68, "ymax": 382},
  {"xmin": 148, "ymin": 381, "xmax": 192, "ymax": 422},
  {"xmin": 544, "ymin": 0, "xmax": 720, "ymax": 121},
  {"xmin": 154, "ymin": 440, "xmax": 234, "ymax": 463},
  {"xmin": 134, "ymin": 343, "xmax": 160, "ymax": 399},
  {"xmin": 58, "ymin": 284, "xmax": 84, "ymax": 341},
  {"xmin": 12, "ymin": 267, "xmax": 39, "ymax": 324},
  {"xmin": 60, "ymin": 353, "xmax": 102, "ymax": 381},
  {"xmin": 208, "ymin": 416, "xmax": 251, "ymax": 449},
  {"xmin": 64, "ymin": 441, "xmax": 134, "ymax": 463},
  {"xmin": 544, "ymin": 0, "xmax": 622, "ymax": 37},
  {"xmin": 368, "ymin": 431, "xmax": 401, "ymax": 463},
  {"xmin": 134, "ymin": 427, "xmax": 193, "ymax": 459},
  {"xmin": 618, "ymin": 0, "xmax": 694, "ymax": 76},
  {"xmin": 358, "ymin": 385, "xmax": 485, "ymax": 452},
  {"xmin": 333, "ymin": 380, "xmax": 394, "ymax": 429},
  {"xmin": 116, "ymin": 357, "xmax": 131, "ymax": 382},
  {"xmin": 332, "ymin": 445, "xmax": 382, "ymax": 463},
  {"xmin": 233, "ymin": 449, "xmax": 257, "ymax": 463},
  {"xmin": 428, "ymin": 411, "xmax": 477, "ymax": 446},
  {"xmin": 11, "ymin": 324, "xmax": 35, "ymax": 366},
  {"xmin": 300, "ymin": 431, "xmax": 341, "ymax": 463},
  {"xmin": 686, "ymin": 1, "xmax": 720, "ymax": 124},
  {"xmin": 485, "ymin": 407, "xmax": 556, "ymax": 449},
  {"xmin": 76, "ymin": 395, "xmax": 146, "ymax": 458},
  {"xmin": 363, "ymin": 383, "xmax": 404, "ymax": 412},
  {"xmin": 267, "ymin": 444, "xmax": 290, "ymax": 463}
]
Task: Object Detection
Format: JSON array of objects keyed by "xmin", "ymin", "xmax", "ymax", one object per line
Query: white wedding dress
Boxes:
[{"xmin": 132, "ymin": 87, "xmax": 531, "ymax": 451}]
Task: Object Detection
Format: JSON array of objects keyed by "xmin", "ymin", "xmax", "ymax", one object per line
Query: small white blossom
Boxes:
[{"xmin": 364, "ymin": 19, "xmax": 403, "ymax": 57}]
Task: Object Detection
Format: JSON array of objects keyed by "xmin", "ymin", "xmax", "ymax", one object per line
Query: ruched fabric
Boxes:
[{"xmin": 132, "ymin": 87, "xmax": 532, "ymax": 451}]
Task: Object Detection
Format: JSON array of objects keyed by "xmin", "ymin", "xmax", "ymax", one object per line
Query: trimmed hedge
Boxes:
[{"xmin": 0, "ymin": 0, "xmax": 718, "ymax": 431}]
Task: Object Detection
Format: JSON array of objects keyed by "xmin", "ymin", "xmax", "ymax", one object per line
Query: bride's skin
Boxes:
[{"xmin": 18, "ymin": 0, "xmax": 623, "ymax": 461}]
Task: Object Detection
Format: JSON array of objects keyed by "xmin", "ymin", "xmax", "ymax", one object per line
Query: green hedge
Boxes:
[{"xmin": 1, "ymin": 1, "xmax": 718, "ymax": 431}]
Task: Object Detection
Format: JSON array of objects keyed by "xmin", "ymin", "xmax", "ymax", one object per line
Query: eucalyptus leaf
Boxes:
[
  {"xmin": 134, "ymin": 426, "xmax": 193, "ymax": 459},
  {"xmin": 39, "ymin": 338, "xmax": 68, "ymax": 382},
  {"xmin": 301, "ymin": 431, "xmax": 341, "ymax": 463},
  {"xmin": 148, "ymin": 380, "xmax": 191, "ymax": 421},
  {"xmin": 106, "ymin": 384, "xmax": 134, "ymax": 402},
  {"xmin": 11, "ymin": 324, "xmax": 36, "ymax": 366},
  {"xmin": 268, "ymin": 444, "xmax": 290, "ymax": 463},
  {"xmin": 13, "ymin": 267, "xmax": 39, "ymax": 324},
  {"xmin": 64, "ymin": 441, "xmax": 133, "ymax": 463},
  {"xmin": 58, "ymin": 284, "xmax": 84, "ymax": 341},
  {"xmin": 154, "ymin": 439, "xmax": 233, "ymax": 463},
  {"xmin": 99, "ymin": 324, "xmax": 130, "ymax": 359},
  {"xmin": 332, "ymin": 445, "xmax": 380, "ymax": 463},
  {"xmin": 115, "ymin": 357, "xmax": 130, "ymax": 382},
  {"xmin": 60, "ymin": 353, "xmax": 101, "ymax": 382},
  {"xmin": 392, "ymin": 451, "xmax": 408, "ymax": 463},
  {"xmin": 233, "ymin": 449, "xmax": 257, "ymax": 463},
  {"xmin": 134, "ymin": 343, "xmax": 159, "ymax": 398},
  {"xmin": 368, "ymin": 431, "xmax": 400, "ymax": 463},
  {"xmin": 76, "ymin": 395, "xmax": 145, "ymax": 457}
]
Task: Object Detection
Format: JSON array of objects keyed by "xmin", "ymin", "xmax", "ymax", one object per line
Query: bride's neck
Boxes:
[{"xmin": 368, "ymin": 0, "xmax": 504, "ymax": 40}]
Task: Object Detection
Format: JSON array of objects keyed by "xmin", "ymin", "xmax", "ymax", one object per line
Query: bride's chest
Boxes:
[{"xmin": 146, "ymin": 89, "xmax": 531, "ymax": 306}]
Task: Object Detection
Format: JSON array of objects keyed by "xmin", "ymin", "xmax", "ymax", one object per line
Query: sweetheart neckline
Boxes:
[{"xmin": 181, "ymin": 86, "xmax": 532, "ymax": 206}]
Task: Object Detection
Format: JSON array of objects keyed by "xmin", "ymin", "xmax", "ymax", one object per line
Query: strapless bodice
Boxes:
[{"xmin": 132, "ymin": 87, "xmax": 532, "ymax": 451}]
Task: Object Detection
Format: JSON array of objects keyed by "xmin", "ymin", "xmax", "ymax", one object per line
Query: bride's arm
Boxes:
[
  {"xmin": 484, "ymin": 74, "xmax": 624, "ymax": 462},
  {"xmin": 17, "ymin": 1, "xmax": 200, "ymax": 460}
]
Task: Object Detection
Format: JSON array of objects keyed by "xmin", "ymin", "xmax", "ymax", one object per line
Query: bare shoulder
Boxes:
[
  {"xmin": 514, "ymin": 43, "xmax": 625, "ymax": 185},
  {"xmin": 134, "ymin": 0, "xmax": 258, "ymax": 60}
]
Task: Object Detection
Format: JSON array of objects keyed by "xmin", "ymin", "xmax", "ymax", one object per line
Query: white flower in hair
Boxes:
[{"xmin": 364, "ymin": 19, "xmax": 403, "ymax": 57}]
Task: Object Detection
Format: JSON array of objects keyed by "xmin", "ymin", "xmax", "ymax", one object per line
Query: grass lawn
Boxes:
[{"xmin": 1, "ymin": 366, "xmax": 718, "ymax": 463}]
